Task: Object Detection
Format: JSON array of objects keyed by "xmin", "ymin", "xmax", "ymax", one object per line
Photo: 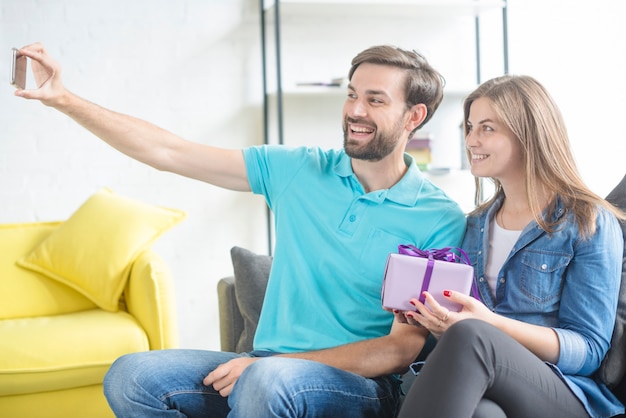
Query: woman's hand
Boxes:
[{"xmin": 404, "ymin": 290, "xmax": 492, "ymax": 337}]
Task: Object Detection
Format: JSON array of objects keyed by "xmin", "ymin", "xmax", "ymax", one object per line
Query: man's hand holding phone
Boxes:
[{"xmin": 12, "ymin": 43, "xmax": 67, "ymax": 107}]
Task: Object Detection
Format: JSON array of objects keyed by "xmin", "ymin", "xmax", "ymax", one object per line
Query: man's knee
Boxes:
[
  {"xmin": 228, "ymin": 357, "xmax": 306, "ymax": 416},
  {"xmin": 104, "ymin": 353, "xmax": 134, "ymax": 407},
  {"xmin": 104, "ymin": 353, "xmax": 143, "ymax": 400},
  {"xmin": 237, "ymin": 357, "xmax": 305, "ymax": 394}
]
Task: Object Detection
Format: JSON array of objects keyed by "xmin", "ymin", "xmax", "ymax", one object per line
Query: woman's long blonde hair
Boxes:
[{"xmin": 464, "ymin": 75, "xmax": 625, "ymax": 237}]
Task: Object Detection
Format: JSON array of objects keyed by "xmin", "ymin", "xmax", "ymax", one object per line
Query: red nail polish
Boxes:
[
  {"xmin": 443, "ymin": 290, "xmax": 451, "ymax": 297},
  {"xmin": 409, "ymin": 300, "xmax": 416, "ymax": 307}
]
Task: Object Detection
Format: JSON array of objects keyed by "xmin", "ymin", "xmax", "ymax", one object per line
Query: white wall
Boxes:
[
  {"xmin": 1, "ymin": 0, "xmax": 624, "ymax": 350},
  {"xmin": 0, "ymin": 0, "xmax": 268, "ymax": 350},
  {"xmin": 507, "ymin": 0, "xmax": 626, "ymax": 196}
]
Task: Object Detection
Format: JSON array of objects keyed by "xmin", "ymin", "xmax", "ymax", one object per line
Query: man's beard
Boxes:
[{"xmin": 343, "ymin": 116, "xmax": 405, "ymax": 161}]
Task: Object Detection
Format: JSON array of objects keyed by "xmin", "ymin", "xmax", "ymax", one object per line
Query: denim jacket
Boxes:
[{"xmin": 462, "ymin": 195, "xmax": 624, "ymax": 418}]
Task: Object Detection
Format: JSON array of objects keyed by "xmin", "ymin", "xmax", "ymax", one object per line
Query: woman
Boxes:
[{"xmin": 397, "ymin": 75, "xmax": 626, "ymax": 418}]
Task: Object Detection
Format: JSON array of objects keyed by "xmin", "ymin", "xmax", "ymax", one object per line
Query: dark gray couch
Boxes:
[{"xmin": 217, "ymin": 174, "xmax": 626, "ymax": 414}]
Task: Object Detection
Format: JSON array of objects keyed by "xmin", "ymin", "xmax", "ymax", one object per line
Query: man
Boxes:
[{"xmin": 15, "ymin": 43, "xmax": 466, "ymax": 417}]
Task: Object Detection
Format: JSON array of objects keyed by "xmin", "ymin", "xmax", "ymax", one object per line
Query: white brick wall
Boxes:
[
  {"xmin": 0, "ymin": 0, "xmax": 268, "ymax": 350},
  {"xmin": 1, "ymin": 0, "xmax": 625, "ymax": 351},
  {"xmin": 506, "ymin": 0, "xmax": 626, "ymax": 196}
]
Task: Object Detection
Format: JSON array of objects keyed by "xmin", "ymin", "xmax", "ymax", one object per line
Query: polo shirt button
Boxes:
[{"xmin": 349, "ymin": 215, "xmax": 356, "ymax": 222}]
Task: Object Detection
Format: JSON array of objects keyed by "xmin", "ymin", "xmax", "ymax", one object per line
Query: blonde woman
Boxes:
[{"xmin": 398, "ymin": 75, "xmax": 626, "ymax": 418}]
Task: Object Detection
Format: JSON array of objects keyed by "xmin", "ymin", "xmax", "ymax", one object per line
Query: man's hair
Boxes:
[
  {"xmin": 464, "ymin": 74, "xmax": 626, "ymax": 236},
  {"xmin": 348, "ymin": 45, "xmax": 445, "ymax": 130}
]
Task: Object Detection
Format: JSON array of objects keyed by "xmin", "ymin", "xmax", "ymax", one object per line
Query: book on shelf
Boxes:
[{"xmin": 406, "ymin": 133, "xmax": 433, "ymax": 170}]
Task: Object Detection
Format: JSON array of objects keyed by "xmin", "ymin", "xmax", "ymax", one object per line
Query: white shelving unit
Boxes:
[
  {"xmin": 258, "ymin": 0, "xmax": 508, "ymax": 244},
  {"xmin": 265, "ymin": 0, "xmax": 506, "ymax": 18}
]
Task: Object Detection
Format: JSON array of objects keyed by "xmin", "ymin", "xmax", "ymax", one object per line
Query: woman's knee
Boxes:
[
  {"xmin": 473, "ymin": 398, "xmax": 507, "ymax": 418},
  {"xmin": 441, "ymin": 319, "xmax": 492, "ymax": 346}
]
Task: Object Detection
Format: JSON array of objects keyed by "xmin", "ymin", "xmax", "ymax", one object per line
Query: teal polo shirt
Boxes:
[{"xmin": 243, "ymin": 145, "xmax": 466, "ymax": 353}]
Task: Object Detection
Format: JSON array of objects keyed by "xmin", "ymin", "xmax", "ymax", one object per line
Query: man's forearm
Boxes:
[{"xmin": 279, "ymin": 322, "xmax": 428, "ymax": 378}]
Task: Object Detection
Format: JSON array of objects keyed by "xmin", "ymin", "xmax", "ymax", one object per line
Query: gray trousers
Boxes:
[{"xmin": 398, "ymin": 319, "xmax": 589, "ymax": 418}]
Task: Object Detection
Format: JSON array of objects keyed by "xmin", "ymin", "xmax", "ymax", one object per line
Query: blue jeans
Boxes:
[{"xmin": 104, "ymin": 349, "xmax": 401, "ymax": 417}]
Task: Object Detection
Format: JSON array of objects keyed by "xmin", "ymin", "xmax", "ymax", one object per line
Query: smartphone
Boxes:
[{"xmin": 11, "ymin": 47, "xmax": 27, "ymax": 89}]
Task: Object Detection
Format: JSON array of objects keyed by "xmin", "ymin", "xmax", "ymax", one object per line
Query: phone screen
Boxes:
[{"xmin": 11, "ymin": 48, "xmax": 27, "ymax": 89}]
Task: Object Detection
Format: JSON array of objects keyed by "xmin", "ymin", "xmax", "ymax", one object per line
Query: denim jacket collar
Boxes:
[{"xmin": 483, "ymin": 194, "xmax": 567, "ymax": 251}]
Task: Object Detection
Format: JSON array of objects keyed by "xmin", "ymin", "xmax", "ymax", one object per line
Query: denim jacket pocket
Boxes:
[{"xmin": 519, "ymin": 250, "xmax": 572, "ymax": 305}]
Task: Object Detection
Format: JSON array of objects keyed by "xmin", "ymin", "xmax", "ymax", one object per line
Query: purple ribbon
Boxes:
[{"xmin": 397, "ymin": 244, "xmax": 481, "ymax": 302}]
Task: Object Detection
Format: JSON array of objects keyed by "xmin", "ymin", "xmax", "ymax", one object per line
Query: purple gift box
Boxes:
[{"xmin": 381, "ymin": 252, "xmax": 474, "ymax": 312}]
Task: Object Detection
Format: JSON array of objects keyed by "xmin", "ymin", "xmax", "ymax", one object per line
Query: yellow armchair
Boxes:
[
  {"xmin": 0, "ymin": 190, "xmax": 184, "ymax": 418},
  {"xmin": 0, "ymin": 222, "xmax": 178, "ymax": 417}
]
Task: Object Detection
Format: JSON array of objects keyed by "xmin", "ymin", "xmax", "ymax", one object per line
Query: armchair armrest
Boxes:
[
  {"xmin": 217, "ymin": 276, "xmax": 244, "ymax": 352},
  {"xmin": 125, "ymin": 249, "xmax": 179, "ymax": 350}
]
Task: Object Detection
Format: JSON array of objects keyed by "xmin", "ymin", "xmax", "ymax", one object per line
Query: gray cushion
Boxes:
[
  {"xmin": 598, "ymin": 174, "xmax": 626, "ymax": 388},
  {"xmin": 230, "ymin": 246, "xmax": 272, "ymax": 353}
]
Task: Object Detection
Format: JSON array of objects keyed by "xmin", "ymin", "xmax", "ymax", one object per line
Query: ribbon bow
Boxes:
[{"xmin": 397, "ymin": 244, "xmax": 480, "ymax": 302}]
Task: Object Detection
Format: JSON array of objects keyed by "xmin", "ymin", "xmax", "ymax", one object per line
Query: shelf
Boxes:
[
  {"xmin": 280, "ymin": 85, "xmax": 346, "ymax": 97},
  {"xmin": 260, "ymin": 0, "xmax": 508, "ymax": 250},
  {"xmin": 269, "ymin": 85, "xmax": 473, "ymax": 99},
  {"xmin": 260, "ymin": 0, "xmax": 508, "ymax": 161},
  {"xmin": 264, "ymin": 0, "xmax": 506, "ymax": 18}
]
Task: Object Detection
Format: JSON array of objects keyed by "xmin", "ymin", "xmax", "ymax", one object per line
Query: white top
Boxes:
[{"xmin": 485, "ymin": 218, "xmax": 522, "ymax": 297}]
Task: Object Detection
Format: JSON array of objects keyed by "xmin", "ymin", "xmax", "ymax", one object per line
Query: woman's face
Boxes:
[{"xmin": 465, "ymin": 97, "xmax": 525, "ymax": 183}]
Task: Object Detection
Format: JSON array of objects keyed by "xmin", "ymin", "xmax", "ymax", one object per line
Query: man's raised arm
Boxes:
[{"xmin": 14, "ymin": 42, "xmax": 250, "ymax": 192}]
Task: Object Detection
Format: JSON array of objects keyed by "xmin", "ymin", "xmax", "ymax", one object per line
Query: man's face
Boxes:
[{"xmin": 342, "ymin": 63, "xmax": 411, "ymax": 161}]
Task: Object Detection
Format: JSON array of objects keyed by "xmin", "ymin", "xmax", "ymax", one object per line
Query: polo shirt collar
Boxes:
[{"xmin": 334, "ymin": 151, "xmax": 423, "ymax": 206}]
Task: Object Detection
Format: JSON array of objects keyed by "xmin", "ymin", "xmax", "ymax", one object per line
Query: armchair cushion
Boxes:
[
  {"xmin": 0, "ymin": 309, "xmax": 148, "ymax": 397},
  {"xmin": 230, "ymin": 246, "xmax": 272, "ymax": 353},
  {"xmin": 0, "ymin": 222, "xmax": 98, "ymax": 319},
  {"xmin": 17, "ymin": 188, "xmax": 186, "ymax": 312}
]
